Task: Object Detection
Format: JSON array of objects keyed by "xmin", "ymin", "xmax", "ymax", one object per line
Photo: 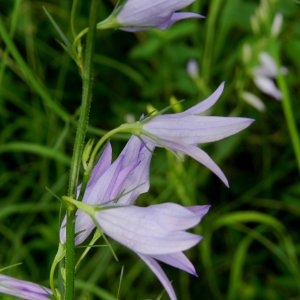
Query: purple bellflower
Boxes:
[
  {"xmin": 140, "ymin": 82, "xmax": 254, "ymax": 186},
  {"xmin": 59, "ymin": 83, "xmax": 253, "ymax": 299},
  {"xmin": 97, "ymin": 0, "xmax": 204, "ymax": 32},
  {"xmin": 69, "ymin": 201, "xmax": 210, "ymax": 300},
  {"xmin": 0, "ymin": 274, "xmax": 52, "ymax": 300},
  {"xmin": 60, "ymin": 135, "xmax": 154, "ymax": 245}
]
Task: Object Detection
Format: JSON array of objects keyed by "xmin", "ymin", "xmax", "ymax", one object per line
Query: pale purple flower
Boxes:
[
  {"xmin": 271, "ymin": 13, "xmax": 283, "ymax": 37},
  {"xmin": 93, "ymin": 202, "xmax": 210, "ymax": 300},
  {"xmin": 240, "ymin": 91, "xmax": 266, "ymax": 112},
  {"xmin": 0, "ymin": 274, "xmax": 52, "ymax": 300},
  {"xmin": 60, "ymin": 136, "xmax": 154, "ymax": 245},
  {"xmin": 253, "ymin": 52, "xmax": 287, "ymax": 100},
  {"xmin": 141, "ymin": 82, "xmax": 254, "ymax": 186},
  {"xmin": 98, "ymin": 0, "xmax": 204, "ymax": 32},
  {"xmin": 187, "ymin": 59, "xmax": 199, "ymax": 78}
]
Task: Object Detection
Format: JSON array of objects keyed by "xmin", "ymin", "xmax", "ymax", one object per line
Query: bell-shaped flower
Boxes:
[
  {"xmin": 140, "ymin": 82, "xmax": 254, "ymax": 186},
  {"xmin": 0, "ymin": 274, "xmax": 52, "ymax": 300},
  {"xmin": 252, "ymin": 52, "xmax": 287, "ymax": 100},
  {"xmin": 76, "ymin": 202, "xmax": 210, "ymax": 300},
  {"xmin": 97, "ymin": 0, "xmax": 204, "ymax": 32},
  {"xmin": 60, "ymin": 136, "xmax": 154, "ymax": 245}
]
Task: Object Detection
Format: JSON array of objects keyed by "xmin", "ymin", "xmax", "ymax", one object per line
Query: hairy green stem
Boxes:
[{"xmin": 65, "ymin": 0, "xmax": 99, "ymax": 299}]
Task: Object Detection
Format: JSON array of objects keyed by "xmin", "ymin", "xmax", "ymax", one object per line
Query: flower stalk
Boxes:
[
  {"xmin": 64, "ymin": 0, "xmax": 99, "ymax": 298},
  {"xmin": 275, "ymin": 54, "xmax": 300, "ymax": 173}
]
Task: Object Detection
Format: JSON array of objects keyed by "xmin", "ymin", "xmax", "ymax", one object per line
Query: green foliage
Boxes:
[{"xmin": 1, "ymin": 0, "xmax": 300, "ymax": 299}]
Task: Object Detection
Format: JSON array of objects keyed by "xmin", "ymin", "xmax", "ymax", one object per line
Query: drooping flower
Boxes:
[
  {"xmin": 252, "ymin": 52, "xmax": 287, "ymax": 100},
  {"xmin": 140, "ymin": 82, "xmax": 254, "ymax": 186},
  {"xmin": 97, "ymin": 0, "xmax": 204, "ymax": 32},
  {"xmin": 60, "ymin": 136, "xmax": 154, "ymax": 245},
  {"xmin": 0, "ymin": 274, "xmax": 52, "ymax": 300},
  {"xmin": 71, "ymin": 201, "xmax": 209, "ymax": 300}
]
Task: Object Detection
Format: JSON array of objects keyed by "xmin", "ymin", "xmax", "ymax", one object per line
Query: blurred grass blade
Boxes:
[
  {"xmin": 0, "ymin": 0, "xmax": 22, "ymax": 83},
  {"xmin": 75, "ymin": 279, "xmax": 117, "ymax": 300},
  {"xmin": 0, "ymin": 142, "xmax": 70, "ymax": 165},
  {"xmin": 94, "ymin": 55, "xmax": 145, "ymax": 86},
  {"xmin": 0, "ymin": 19, "xmax": 70, "ymax": 122},
  {"xmin": 213, "ymin": 211, "xmax": 284, "ymax": 232},
  {"xmin": 43, "ymin": 7, "xmax": 74, "ymax": 60},
  {"xmin": 227, "ymin": 234, "xmax": 253, "ymax": 300}
]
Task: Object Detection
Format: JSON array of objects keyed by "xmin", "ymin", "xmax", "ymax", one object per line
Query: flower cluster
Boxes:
[
  {"xmin": 0, "ymin": 89, "xmax": 253, "ymax": 300},
  {"xmin": 252, "ymin": 51, "xmax": 287, "ymax": 100},
  {"xmin": 240, "ymin": 1, "xmax": 286, "ymax": 111},
  {"xmin": 241, "ymin": 48, "xmax": 287, "ymax": 111},
  {"xmin": 0, "ymin": 1, "xmax": 254, "ymax": 300},
  {"xmin": 59, "ymin": 84, "xmax": 252, "ymax": 300}
]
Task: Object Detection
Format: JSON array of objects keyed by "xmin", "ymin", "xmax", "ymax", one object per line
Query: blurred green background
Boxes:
[{"xmin": 1, "ymin": 0, "xmax": 300, "ymax": 299}]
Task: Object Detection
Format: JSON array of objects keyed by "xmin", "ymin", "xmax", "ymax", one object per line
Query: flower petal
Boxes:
[
  {"xmin": 152, "ymin": 252, "xmax": 198, "ymax": 275},
  {"xmin": 180, "ymin": 82, "xmax": 225, "ymax": 116},
  {"xmin": 143, "ymin": 203, "xmax": 210, "ymax": 230},
  {"xmin": 144, "ymin": 115, "xmax": 254, "ymax": 144},
  {"xmin": 88, "ymin": 142, "xmax": 112, "ymax": 186},
  {"xmin": 255, "ymin": 52, "xmax": 278, "ymax": 77},
  {"xmin": 118, "ymin": 135, "xmax": 146, "ymax": 164},
  {"xmin": 62, "ymin": 155, "xmax": 136, "ymax": 245},
  {"xmin": 146, "ymin": 83, "xmax": 224, "ymax": 119},
  {"xmin": 271, "ymin": 13, "xmax": 283, "ymax": 37},
  {"xmin": 159, "ymin": 12, "xmax": 204, "ymax": 29},
  {"xmin": 137, "ymin": 254, "xmax": 177, "ymax": 300},
  {"xmin": 60, "ymin": 136, "xmax": 154, "ymax": 245},
  {"xmin": 187, "ymin": 59, "xmax": 199, "ymax": 78},
  {"xmin": 118, "ymin": 142, "xmax": 154, "ymax": 205},
  {"xmin": 186, "ymin": 204, "xmax": 211, "ymax": 216},
  {"xmin": 161, "ymin": 141, "xmax": 229, "ymax": 186},
  {"xmin": 96, "ymin": 204, "xmax": 203, "ymax": 254},
  {"xmin": 241, "ymin": 91, "xmax": 266, "ymax": 112},
  {"xmin": 0, "ymin": 275, "xmax": 52, "ymax": 300},
  {"xmin": 254, "ymin": 76, "xmax": 282, "ymax": 100},
  {"xmin": 93, "ymin": 136, "xmax": 152, "ymax": 204}
]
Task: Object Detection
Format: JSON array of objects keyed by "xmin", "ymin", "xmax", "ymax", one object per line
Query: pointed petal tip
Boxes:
[
  {"xmin": 217, "ymin": 81, "xmax": 225, "ymax": 94},
  {"xmin": 193, "ymin": 271, "xmax": 199, "ymax": 277},
  {"xmin": 190, "ymin": 204, "xmax": 211, "ymax": 215},
  {"xmin": 214, "ymin": 166, "xmax": 228, "ymax": 187},
  {"xmin": 202, "ymin": 204, "xmax": 211, "ymax": 213},
  {"xmin": 242, "ymin": 118, "xmax": 255, "ymax": 129},
  {"xmin": 223, "ymin": 176, "xmax": 229, "ymax": 188}
]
